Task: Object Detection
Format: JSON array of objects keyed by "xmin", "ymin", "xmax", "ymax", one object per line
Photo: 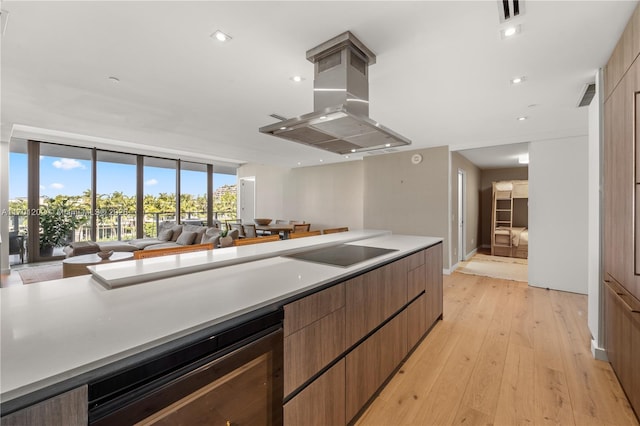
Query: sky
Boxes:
[{"xmin": 9, "ymin": 153, "xmax": 237, "ymax": 199}]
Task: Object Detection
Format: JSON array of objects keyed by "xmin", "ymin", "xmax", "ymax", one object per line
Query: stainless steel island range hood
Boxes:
[{"xmin": 259, "ymin": 31, "xmax": 411, "ymax": 155}]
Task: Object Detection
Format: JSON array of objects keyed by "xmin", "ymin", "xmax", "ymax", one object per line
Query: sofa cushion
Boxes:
[
  {"xmin": 176, "ymin": 231, "xmax": 197, "ymax": 245},
  {"xmin": 129, "ymin": 239, "xmax": 164, "ymax": 249},
  {"xmin": 143, "ymin": 242, "xmax": 180, "ymax": 251},
  {"xmin": 158, "ymin": 229, "xmax": 173, "ymax": 242},
  {"xmin": 169, "ymin": 225, "xmax": 183, "ymax": 242},
  {"xmin": 201, "ymin": 233, "xmax": 220, "ymax": 246},
  {"xmin": 98, "ymin": 241, "xmax": 139, "ymax": 252},
  {"xmin": 183, "ymin": 224, "xmax": 208, "ymax": 244}
]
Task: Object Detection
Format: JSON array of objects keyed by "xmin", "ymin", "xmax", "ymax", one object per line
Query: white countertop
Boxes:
[{"xmin": 0, "ymin": 232, "xmax": 442, "ymax": 409}]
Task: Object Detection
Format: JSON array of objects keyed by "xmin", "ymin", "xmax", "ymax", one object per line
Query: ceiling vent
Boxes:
[
  {"xmin": 577, "ymin": 83, "xmax": 596, "ymax": 107},
  {"xmin": 498, "ymin": 0, "xmax": 524, "ymax": 22}
]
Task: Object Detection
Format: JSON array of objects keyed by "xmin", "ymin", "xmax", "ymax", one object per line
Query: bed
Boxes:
[{"xmin": 494, "ymin": 226, "xmax": 528, "ymax": 259}]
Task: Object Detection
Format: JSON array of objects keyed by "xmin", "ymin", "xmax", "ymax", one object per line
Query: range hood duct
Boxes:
[{"xmin": 259, "ymin": 31, "xmax": 411, "ymax": 155}]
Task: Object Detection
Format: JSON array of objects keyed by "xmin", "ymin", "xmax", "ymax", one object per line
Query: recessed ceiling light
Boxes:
[
  {"xmin": 518, "ymin": 154, "xmax": 529, "ymax": 164},
  {"xmin": 385, "ymin": 143, "xmax": 391, "ymax": 147},
  {"xmin": 290, "ymin": 75, "xmax": 304, "ymax": 83},
  {"xmin": 517, "ymin": 116, "xmax": 527, "ymax": 121},
  {"xmin": 211, "ymin": 30, "xmax": 232, "ymax": 42},
  {"xmin": 351, "ymin": 149, "xmax": 356, "ymax": 153},
  {"xmin": 108, "ymin": 76, "xmax": 120, "ymax": 83},
  {"xmin": 319, "ymin": 159, "xmax": 324, "ymax": 162},
  {"xmin": 500, "ymin": 24, "xmax": 521, "ymax": 39},
  {"xmin": 297, "ymin": 162, "xmax": 301, "ymax": 166},
  {"xmin": 319, "ymin": 116, "xmax": 327, "ymax": 120},
  {"xmin": 511, "ymin": 76, "xmax": 526, "ymax": 84},
  {"xmin": 344, "ymin": 155, "xmax": 350, "ymax": 159},
  {"xmin": 279, "ymin": 126, "xmax": 287, "ymax": 130}
]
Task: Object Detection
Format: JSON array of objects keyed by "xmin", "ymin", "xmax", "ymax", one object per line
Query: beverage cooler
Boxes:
[{"xmin": 88, "ymin": 310, "xmax": 284, "ymax": 426}]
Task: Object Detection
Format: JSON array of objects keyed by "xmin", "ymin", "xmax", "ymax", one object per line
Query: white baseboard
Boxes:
[
  {"xmin": 444, "ymin": 265, "xmax": 456, "ymax": 275},
  {"xmin": 464, "ymin": 247, "xmax": 477, "ymax": 260},
  {"xmin": 591, "ymin": 339, "xmax": 608, "ymax": 361}
]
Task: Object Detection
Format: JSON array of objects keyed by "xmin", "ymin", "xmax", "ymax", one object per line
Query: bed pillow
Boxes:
[
  {"xmin": 158, "ymin": 229, "xmax": 173, "ymax": 242},
  {"xmin": 175, "ymin": 231, "xmax": 197, "ymax": 246}
]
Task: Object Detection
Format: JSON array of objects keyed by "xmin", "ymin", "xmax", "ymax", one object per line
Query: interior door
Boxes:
[
  {"xmin": 458, "ymin": 169, "xmax": 466, "ymax": 262},
  {"xmin": 240, "ymin": 177, "xmax": 256, "ymax": 224}
]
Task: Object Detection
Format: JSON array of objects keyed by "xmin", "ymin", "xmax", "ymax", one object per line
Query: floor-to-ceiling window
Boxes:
[
  {"xmin": 180, "ymin": 162, "xmax": 208, "ymax": 225},
  {"xmin": 143, "ymin": 157, "xmax": 177, "ymax": 237},
  {"xmin": 38, "ymin": 143, "xmax": 92, "ymax": 258},
  {"xmin": 213, "ymin": 172, "xmax": 237, "ymax": 222},
  {"xmin": 8, "ymin": 147, "xmax": 28, "ymax": 265},
  {"xmin": 96, "ymin": 151, "xmax": 137, "ymax": 242}
]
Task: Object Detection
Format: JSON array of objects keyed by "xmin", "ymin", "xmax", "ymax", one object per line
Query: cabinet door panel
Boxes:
[
  {"xmin": 284, "ymin": 360, "xmax": 345, "ymax": 426},
  {"xmin": 284, "ymin": 307, "xmax": 346, "ymax": 396},
  {"xmin": 346, "ymin": 262, "xmax": 407, "ymax": 347},
  {"xmin": 345, "ymin": 311, "xmax": 407, "ymax": 422},
  {"xmin": 425, "ymin": 243, "xmax": 443, "ymax": 326},
  {"xmin": 1, "ymin": 386, "xmax": 87, "ymax": 426}
]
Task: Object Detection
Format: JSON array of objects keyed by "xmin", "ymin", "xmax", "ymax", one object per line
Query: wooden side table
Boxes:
[{"xmin": 62, "ymin": 252, "xmax": 134, "ymax": 278}]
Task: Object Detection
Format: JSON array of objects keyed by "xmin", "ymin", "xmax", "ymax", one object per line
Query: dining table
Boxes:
[{"xmin": 254, "ymin": 224, "xmax": 295, "ymax": 239}]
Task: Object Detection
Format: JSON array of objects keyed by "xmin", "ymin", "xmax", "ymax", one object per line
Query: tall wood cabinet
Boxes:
[{"xmin": 603, "ymin": 3, "xmax": 640, "ymax": 419}]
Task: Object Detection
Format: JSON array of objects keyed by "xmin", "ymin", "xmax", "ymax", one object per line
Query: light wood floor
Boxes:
[{"xmin": 356, "ymin": 272, "xmax": 639, "ymax": 426}]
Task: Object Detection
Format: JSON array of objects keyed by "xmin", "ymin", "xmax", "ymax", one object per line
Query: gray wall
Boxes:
[
  {"xmin": 451, "ymin": 152, "xmax": 481, "ymax": 261},
  {"xmin": 479, "ymin": 167, "xmax": 529, "ymax": 247},
  {"xmin": 363, "ymin": 146, "xmax": 451, "ymax": 269}
]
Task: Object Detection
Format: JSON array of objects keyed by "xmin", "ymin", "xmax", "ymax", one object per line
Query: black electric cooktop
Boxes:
[{"xmin": 285, "ymin": 244, "xmax": 397, "ymax": 267}]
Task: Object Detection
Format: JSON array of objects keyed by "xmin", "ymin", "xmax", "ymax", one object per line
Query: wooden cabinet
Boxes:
[
  {"xmin": 284, "ymin": 284, "xmax": 345, "ymax": 396},
  {"xmin": 284, "ymin": 360, "xmax": 345, "ymax": 426},
  {"xmin": 345, "ymin": 259, "xmax": 407, "ymax": 347},
  {"xmin": 425, "ymin": 243, "xmax": 444, "ymax": 326},
  {"xmin": 345, "ymin": 311, "xmax": 407, "ymax": 421},
  {"xmin": 283, "ymin": 243, "xmax": 443, "ymax": 425},
  {"xmin": 1, "ymin": 386, "xmax": 87, "ymax": 426},
  {"xmin": 604, "ymin": 278, "xmax": 640, "ymax": 414}
]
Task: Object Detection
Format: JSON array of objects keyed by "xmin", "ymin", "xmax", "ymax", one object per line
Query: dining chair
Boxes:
[
  {"xmin": 243, "ymin": 224, "xmax": 257, "ymax": 238},
  {"xmin": 289, "ymin": 220, "xmax": 305, "ymax": 224},
  {"xmin": 293, "ymin": 223, "xmax": 310, "ymax": 233},
  {"xmin": 229, "ymin": 223, "xmax": 245, "ymax": 238},
  {"xmin": 289, "ymin": 230, "xmax": 321, "ymax": 239},
  {"xmin": 322, "ymin": 227, "xmax": 349, "ymax": 234},
  {"xmin": 275, "ymin": 219, "xmax": 288, "ymax": 224}
]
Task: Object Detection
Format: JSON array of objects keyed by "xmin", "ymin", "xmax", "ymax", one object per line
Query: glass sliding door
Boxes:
[
  {"xmin": 143, "ymin": 157, "xmax": 177, "ymax": 237},
  {"xmin": 180, "ymin": 162, "xmax": 208, "ymax": 225},
  {"xmin": 96, "ymin": 151, "xmax": 137, "ymax": 242},
  {"xmin": 38, "ymin": 143, "xmax": 92, "ymax": 258},
  {"xmin": 8, "ymin": 142, "xmax": 28, "ymax": 264},
  {"xmin": 213, "ymin": 172, "xmax": 237, "ymax": 222}
]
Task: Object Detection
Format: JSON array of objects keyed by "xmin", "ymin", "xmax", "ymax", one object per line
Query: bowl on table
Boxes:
[
  {"xmin": 254, "ymin": 218, "xmax": 272, "ymax": 226},
  {"xmin": 96, "ymin": 250, "xmax": 114, "ymax": 260}
]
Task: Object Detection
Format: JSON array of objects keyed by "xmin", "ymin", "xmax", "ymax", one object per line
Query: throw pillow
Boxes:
[
  {"xmin": 201, "ymin": 230, "xmax": 220, "ymax": 244},
  {"xmin": 170, "ymin": 225, "xmax": 183, "ymax": 242},
  {"xmin": 176, "ymin": 230, "xmax": 197, "ymax": 246},
  {"xmin": 201, "ymin": 235, "xmax": 220, "ymax": 247},
  {"xmin": 158, "ymin": 229, "xmax": 173, "ymax": 242}
]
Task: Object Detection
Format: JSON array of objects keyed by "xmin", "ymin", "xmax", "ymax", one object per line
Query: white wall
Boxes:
[
  {"xmin": 529, "ymin": 136, "xmax": 589, "ymax": 294},
  {"xmin": 283, "ymin": 162, "xmax": 364, "ymax": 231},
  {"xmin": 237, "ymin": 163, "xmax": 289, "ymax": 221},
  {"xmin": 588, "ymin": 70, "xmax": 604, "ymax": 356}
]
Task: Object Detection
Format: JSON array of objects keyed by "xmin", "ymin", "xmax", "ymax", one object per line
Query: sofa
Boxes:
[{"xmin": 63, "ymin": 221, "xmax": 238, "ymax": 257}]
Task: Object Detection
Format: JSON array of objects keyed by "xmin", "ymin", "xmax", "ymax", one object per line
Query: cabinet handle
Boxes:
[{"xmin": 619, "ymin": 294, "xmax": 640, "ymax": 314}]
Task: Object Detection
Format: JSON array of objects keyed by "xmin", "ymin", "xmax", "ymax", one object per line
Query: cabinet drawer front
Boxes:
[
  {"xmin": 284, "ymin": 283, "xmax": 345, "ymax": 336},
  {"xmin": 1, "ymin": 386, "xmax": 88, "ymax": 426},
  {"xmin": 284, "ymin": 359, "xmax": 345, "ymax": 426},
  {"xmin": 284, "ymin": 307, "xmax": 346, "ymax": 396},
  {"xmin": 406, "ymin": 250, "xmax": 425, "ymax": 271},
  {"xmin": 408, "ymin": 264, "xmax": 426, "ymax": 300},
  {"xmin": 407, "ymin": 293, "xmax": 428, "ymax": 350}
]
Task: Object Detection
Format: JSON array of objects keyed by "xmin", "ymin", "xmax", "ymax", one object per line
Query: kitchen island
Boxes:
[{"xmin": 0, "ymin": 232, "xmax": 443, "ymax": 425}]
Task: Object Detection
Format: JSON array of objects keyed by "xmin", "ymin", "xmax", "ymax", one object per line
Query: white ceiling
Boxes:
[{"xmin": 1, "ymin": 1, "xmax": 637, "ymax": 169}]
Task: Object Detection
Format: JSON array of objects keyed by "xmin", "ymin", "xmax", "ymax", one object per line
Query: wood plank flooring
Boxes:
[{"xmin": 356, "ymin": 272, "xmax": 639, "ymax": 426}]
